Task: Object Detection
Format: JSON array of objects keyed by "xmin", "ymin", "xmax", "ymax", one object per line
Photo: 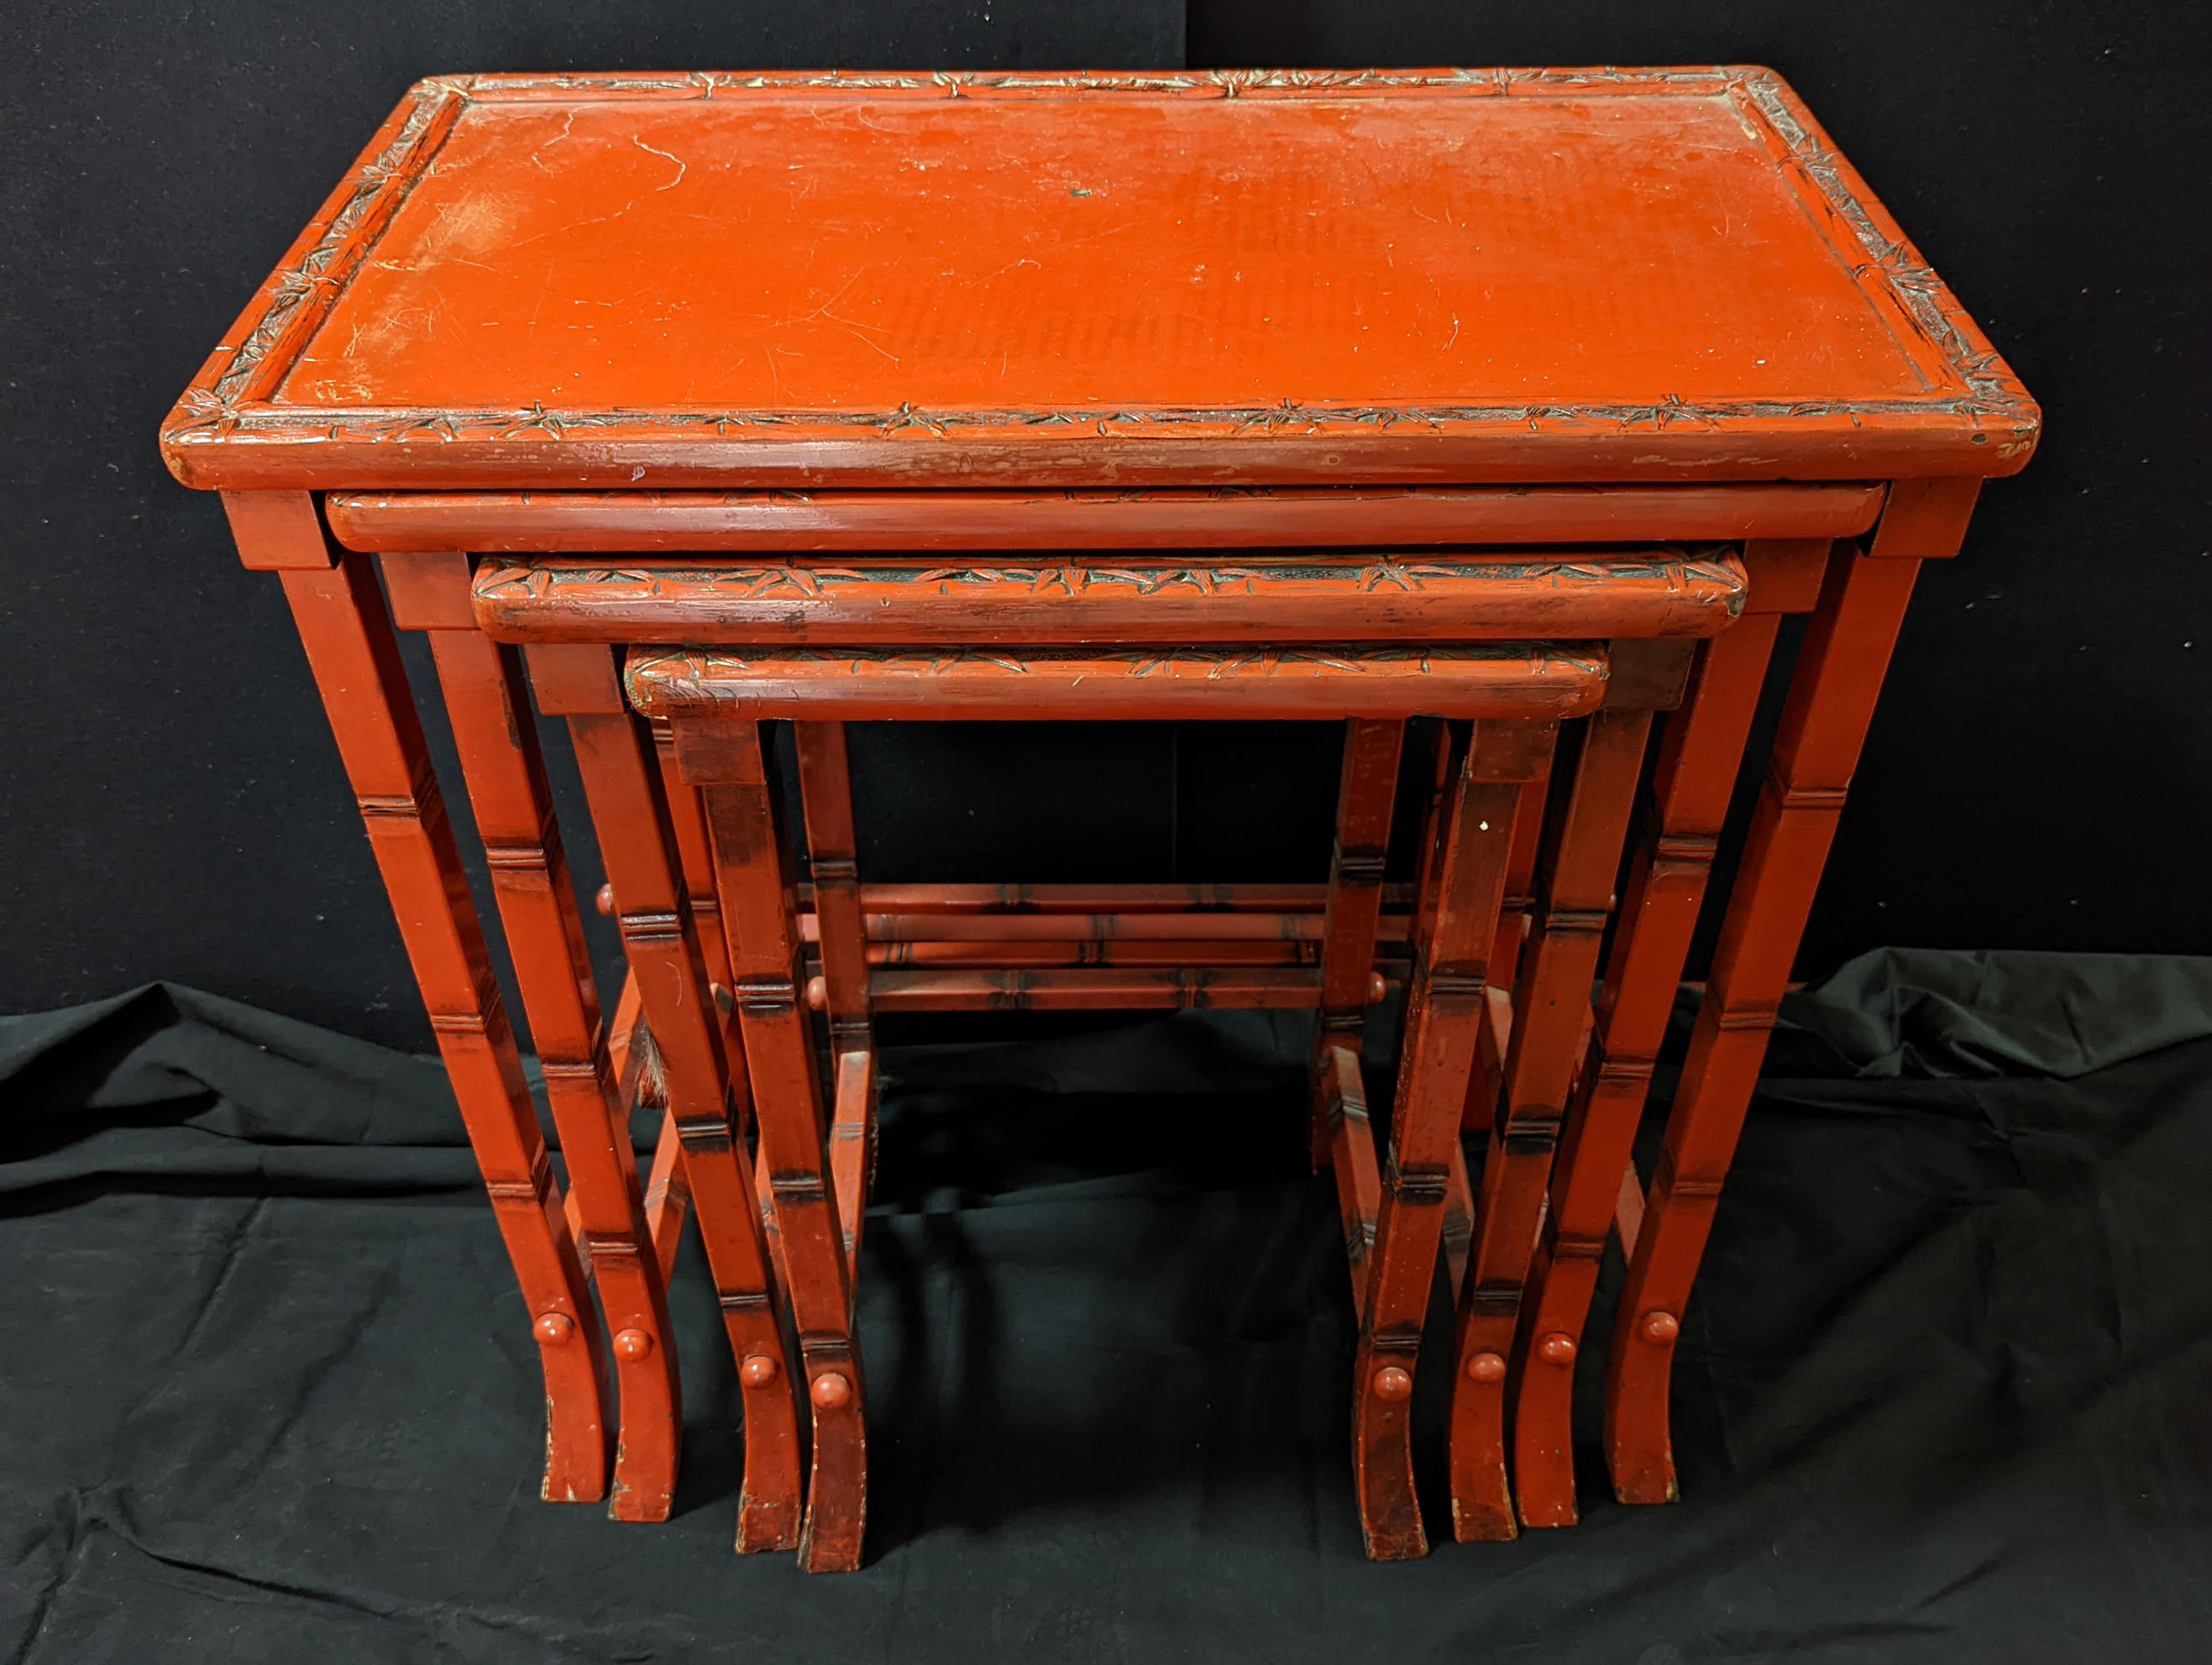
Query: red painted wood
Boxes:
[
  {"xmin": 223, "ymin": 489, "xmax": 339, "ymax": 571},
  {"xmin": 854, "ymin": 939, "xmax": 1342, "ymax": 971},
  {"xmin": 1739, "ymin": 538, "xmax": 1835, "ymax": 615},
  {"xmin": 626, "ymin": 644, "xmax": 1610, "ymax": 724},
  {"xmin": 251, "ymin": 521, "xmax": 609, "ymax": 1505},
  {"xmin": 464, "ymin": 550, "xmax": 1747, "ymax": 646},
  {"xmin": 1406, "ymin": 721, "xmax": 1463, "ymax": 954},
  {"xmin": 1448, "ymin": 708, "xmax": 1651, "ymax": 1540},
  {"xmin": 829, "ymin": 1048, "xmax": 873, "ymax": 1289},
  {"xmin": 1863, "ymin": 477, "xmax": 1984, "ymax": 560},
  {"xmin": 689, "ymin": 725, "xmax": 867, "ymax": 1573},
  {"xmin": 337, "ymin": 487, "xmax": 1883, "ymax": 553},
  {"xmin": 646, "ymin": 718, "xmax": 756, "ymax": 1153},
  {"xmin": 1313, "ymin": 720, "xmax": 1406, "ymax": 1168},
  {"xmin": 1442, "ymin": 1138, "xmax": 1479, "ymax": 1306},
  {"xmin": 1606, "ymin": 538, "xmax": 1927, "ymax": 1508},
  {"xmin": 859, "ymin": 966, "xmax": 1329, "ymax": 1013},
  {"xmin": 1614, "ymin": 1162, "xmax": 1647, "ymax": 1261},
  {"xmin": 804, "ymin": 881, "xmax": 1402, "ymax": 915},
  {"xmin": 814, "ymin": 910, "xmax": 1403, "ymax": 944},
  {"xmin": 605, "ymin": 973, "xmax": 697, "ymax": 1293},
  {"xmin": 1461, "ymin": 775, "xmax": 1552, "ymax": 1134},
  {"xmin": 427, "ymin": 627, "xmax": 683, "ymax": 1521},
  {"xmin": 1509, "ymin": 615, "xmax": 1783, "ymax": 1530},
  {"xmin": 556, "ymin": 678, "xmax": 804, "ymax": 1553},
  {"xmin": 796, "ymin": 723, "xmax": 877, "ymax": 1038},
  {"xmin": 1354, "ymin": 720, "xmax": 1551, "ymax": 1559},
  {"xmin": 1324, "ymin": 1044, "xmax": 1387, "ymax": 1306},
  {"xmin": 162, "ymin": 72, "xmax": 2036, "ymax": 492},
  {"xmin": 651, "ymin": 720, "xmax": 734, "ymax": 988},
  {"xmin": 794, "ymin": 722, "xmax": 876, "ymax": 1288}
]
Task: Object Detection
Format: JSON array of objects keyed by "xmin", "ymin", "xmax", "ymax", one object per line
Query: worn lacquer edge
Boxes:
[
  {"xmin": 160, "ymin": 66, "xmax": 2041, "ymax": 484},
  {"xmin": 474, "ymin": 552, "xmax": 1745, "ymax": 595},
  {"xmin": 624, "ymin": 642, "xmax": 1616, "ymax": 712}
]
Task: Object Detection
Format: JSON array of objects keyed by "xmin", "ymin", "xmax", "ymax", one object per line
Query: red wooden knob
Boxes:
[
  {"xmin": 805, "ymin": 976, "xmax": 828, "ymax": 1012},
  {"xmin": 739, "ymin": 1354, "xmax": 779, "ymax": 1388},
  {"xmin": 1372, "ymin": 1365, "xmax": 1413, "ymax": 1401},
  {"xmin": 1535, "ymin": 1332, "xmax": 1577, "ymax": 1366},
  {"xmin": 595, "ymin": 882, "xmax": 615, "ymax": 917},
  {"xmin": 612, "ymin": 1327, "xmax": 653, "ymax": 1363},
  {"xmin": 811, "ymin": 1370, "xmax": 853, "ymax": 1409},
  {"xmin": 1641, "ymin": 1310, "xmax": 1681, "ymax": 1344},
  {"xmin": 1464, "ymin": 1350, "xmax": 1506, "ymax": 1384},
  {"xmin": 533, "ymin": 1312, "xmax": 574, "ymax": 1346},
  {"xmin": 1366, "ymin": 971, "xmax": 1388, "ymax": 1005}
]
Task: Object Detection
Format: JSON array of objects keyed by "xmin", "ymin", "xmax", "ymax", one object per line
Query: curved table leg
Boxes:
[
  {"xmin": 270, "ymin": 551, "xmax": 609, "ymax": 1504},
  {"xmin": 537, "ymin": 648, "xmax": 804, "ymax": 1553},
  {"xmin": 429, "ymin": 629, "xmax": 684, "ymax": 1521},
  {"xmin": 1447, "ymin": 708, "xmax": 1651, "ymax": 1540},
  {"xmin": 1352, "ymin": 720, "xmax": 1549, "ymax": 1559},
  {"xmin": 1508, "ymin": 619, "xmax": 1780, "ymax": 1528},
  {"xmin": 1607, "ymin": 544, "xmax": 1925, "ymax": 1505},
  {"xmin": 685, "ymin": 720, "xmax": 868, "ymax": 1573}
]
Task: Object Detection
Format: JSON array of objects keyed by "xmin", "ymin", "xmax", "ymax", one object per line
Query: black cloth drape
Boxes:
[{"xmin": 6, "ymin": 955, "xmax": 2211, "ymax": 1661}]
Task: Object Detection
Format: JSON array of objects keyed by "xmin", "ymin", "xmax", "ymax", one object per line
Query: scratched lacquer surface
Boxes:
[{"xmin": 162, "ymin": 70, "xmax": 2036, "ymax": 489}]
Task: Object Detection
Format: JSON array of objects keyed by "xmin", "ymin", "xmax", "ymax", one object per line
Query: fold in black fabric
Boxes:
[
  {"xmin": 4, "ymin": 961, "xmax": 2211, "ymax": 1662},
  {"xmin": 1776, "ymin": 948, "xmax": 2212, "ymax": 1079}
]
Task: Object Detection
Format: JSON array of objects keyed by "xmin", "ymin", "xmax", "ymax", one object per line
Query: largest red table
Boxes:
[{"xmin": 161, "ymin": 65, "xmax": 2037, "ymax": 1563}]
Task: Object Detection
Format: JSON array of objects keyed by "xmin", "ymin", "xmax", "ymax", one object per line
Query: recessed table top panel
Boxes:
[{"xmin": 163, "ymin": 70, "xmax": 2036, "ymax": 490}]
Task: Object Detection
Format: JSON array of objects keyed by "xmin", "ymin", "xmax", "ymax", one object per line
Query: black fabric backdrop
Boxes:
[
  {"xmin": 2, "ymin": 1, "xmax": 2208, "ymax": 1046},
  {"xmin": 8, "ymin": 952, "xmax": 2212, "ymax": 1660}
]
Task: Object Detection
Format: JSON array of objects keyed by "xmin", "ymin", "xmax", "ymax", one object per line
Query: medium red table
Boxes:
[{"xmin": 162, "ymin": 65, "xmax": 2037, "ymax": 1564}]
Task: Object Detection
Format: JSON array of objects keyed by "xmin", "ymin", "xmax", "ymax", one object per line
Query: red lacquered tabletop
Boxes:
[{"xmin": 162, "ymin": 69, "xmax": 2036, "ymax": 491}]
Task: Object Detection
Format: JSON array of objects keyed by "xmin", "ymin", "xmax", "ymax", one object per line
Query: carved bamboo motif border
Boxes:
[
  {"xmin": 161, "ymin": 66, "xmax": 2037, "ymax": 463},
  {"xmin": 476, "ymin": 552, "xmax": 1748, "ymax": 601}
]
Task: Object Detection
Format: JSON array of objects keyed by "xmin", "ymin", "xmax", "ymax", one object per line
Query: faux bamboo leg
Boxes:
[
  {"xmin": 1446, "ymin": 709, "xmax": 1653, "ymax": 1541},
  {"xmin": 647, "ymin": 720, "xmax": 736, "ymax": 1269},
  {"xmin": 794, "ymin": 722, "xmax": 875, "ymax": 1286},
  {"xmin": 1461, "ymin": 777, "xmax": 1553, "ymax": 1133},
  {"xmin": 268, "ymin": 552, "xmax": 609, "ymax": 1505},
  {"xmin": 428, "ymin": 631, "xmax": 683, "ymax": 1521},
  {"xmin": 1510, "ymin": 618, "xmax": 1781, "ymax": 1528},
  {"xmin": 606, "ymin": 974, "xmax": 693, "ymax": 1285},
  {"xmin": 1312, "ymin": 719, "xmax": 1405, "ymax": 1249},
  {"xmin": 653, "ymin": 720, "xmax": 733, "ymax": 986},
  {"xmin": 1607, "ymin": 544, "xmax": 1926, "ymax": 1505},
  {"xmin": 556, "ymin": 684, "xmax": 804, "ymax": 1553},
  {"xmin": 1407, "ymin": 721, "xmax": 1462, "ymax": 950},
  {"xmin": 1491, "ymin": 778, "xmax": 1552, "ymax": 992},
  {"xmin": 1351, "ymin": 721, "xmax": 1551, "ymax": 1560},
  {"xmin": 689, "ymin": 721, "xmax": 867, "ymax": 1573}
]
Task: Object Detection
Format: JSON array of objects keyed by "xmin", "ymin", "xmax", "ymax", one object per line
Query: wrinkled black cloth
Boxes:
[{"xmin": 5, "ymin": 962, "xmax": 2212, "ymax": 1662}]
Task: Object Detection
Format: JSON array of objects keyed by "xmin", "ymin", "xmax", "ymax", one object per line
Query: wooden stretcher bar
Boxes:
[
  {"xmin": 793, "ymin": 909, "xmax": 1413, "ymax": 944},
  {"xmin": 794, "ymin": 882, "xmax": 1412, "ymax": 914},
  {"xmin": 853, "ymin": 940, "xmax": 1325, "ymax": 970},
  {"xmin": 858, "ymin": 966, "xmax": 1329, "ymax": 1012}
]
